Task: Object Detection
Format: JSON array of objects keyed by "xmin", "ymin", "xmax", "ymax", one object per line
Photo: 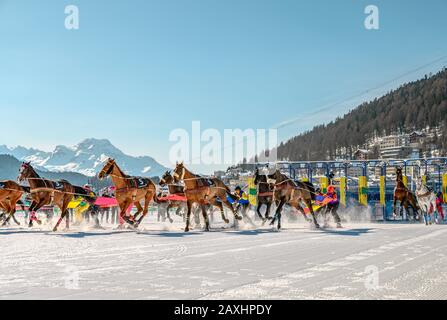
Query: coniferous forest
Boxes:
[{"xmin": 277, "ymin": 68, "xmax": 447, "ymax": 161}]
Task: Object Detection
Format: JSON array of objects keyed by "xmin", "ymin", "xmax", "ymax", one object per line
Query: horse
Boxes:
[
  {"xmin": 253, "ymin": 168, "xmax": 275, "ymax": 223},
  {"xmin": 415, "ymin": 176, "xmax": 438, "ymax": 225},
  {"xmin": 268, "ymin": 169, "xmax": 319, "ymax": 230},
  {"xmin": 172, "ymin": 162, "xmax": 241, "ymax": 232},
  {"xmin": 159, "ymin": 171, "xmax": 212, "ymax": 226},
  {"xmin": 0, "ymin": 200, "xmax": 28, "ymax": 226},
  {"xmin": 159, "ymin": 171, "xmax": 188, "ymax": 223},
  {"xmin": 98, "ymin": 158, "xmax": 157, "ymax": 228},
  {"xmin": 17, "ymin": 162, "xmax": 77, "ymax": 231},
  {"xmin": 393, "ymin": 167, "xmax": 420, "ymax": 221},
  {"xmin": 0, "ymin": 181, "xmax": 29, "ymax": 226}
]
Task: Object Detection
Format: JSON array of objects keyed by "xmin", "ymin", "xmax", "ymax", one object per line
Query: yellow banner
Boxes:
[
  {"xmin": 422, "ymin": 175, "xmax": 427, "ymax": 185},
  {"xmin": 358, "ymin": 176, "xmax": 368, "ymax": 206},
  {"xmin": 320, "ymin": 176, "xmax": 329, "ymax": 194},
  {"xmin": 68, "ymin": 198, "xmax": 83, "ymax": 209},
  {"xmin": 380, "ymin": 176, "xmax": 386, "ymax": 206},
  {"xmin": 339, "ymin": 177, "xmax": 347, "ymax": 207},
  {"xmin": 402, "ymin": 175, "xmax": 408, "ymax": 188},
  {"xmin": 247, "ymin": 177, "xmax": 257, "ymax": 206}
]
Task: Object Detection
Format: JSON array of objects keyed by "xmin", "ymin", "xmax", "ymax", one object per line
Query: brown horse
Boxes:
[
  {"xmin": 254, "ymin": 168, "xmax": 275, "ymax": 223},
  {"xmin": 159, "ymin": 171, "xmax": 188, "ymax": 223},
  {"xmin": 160, "ymin": 171, "xmax": 228, "ymax": 225},
  {"xmin": 268, "ymin": 169, "xmax": 319, "ymax": 230},
  {"xmin": 172, "ymin": 162, "xmax": 241, "ymax": 232},
  {"xmin": 393, "ymin": 167, "xmax": 420, "ymax": 220},
  {"xmin": 17, "ymin": 162, "xmax": 76, "ymax": 231},
  {"xmin": 0, "ymin": 181, "xmax": 28, "ymax": 226},
  {"xmin": 98, "ymin": 158, "xmax": 157, "ymax": 228}
]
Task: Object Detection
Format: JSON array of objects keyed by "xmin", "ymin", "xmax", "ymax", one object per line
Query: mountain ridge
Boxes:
[{"xmin": 0, "ymin": 138, "xmax": 168, "ymax": 177}]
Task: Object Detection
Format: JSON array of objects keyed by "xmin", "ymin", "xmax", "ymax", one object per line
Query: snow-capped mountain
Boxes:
[{"xmin": 0, "ymin": 138, "xmax": 168, "ymax": 177}]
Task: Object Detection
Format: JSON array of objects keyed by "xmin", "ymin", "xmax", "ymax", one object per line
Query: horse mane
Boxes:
[
  {"xmin": 113, "ymin": 162, "xmax": 129, "ymax": 178},
  {"xmin": 27, "ymin": 164, "xmax": 40, "ymax": 178}
]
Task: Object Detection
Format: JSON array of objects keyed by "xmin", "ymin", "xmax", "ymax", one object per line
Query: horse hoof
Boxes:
[
  {"xmin": 224, "ymin": 219, "xmax": 230, "ymax": 224},
  {"xmin": 185, "ymin": 228, "xmax": 190, "ymax": 232},
  {"xmin": 52, "ymin": 228, "xmax": 58, "ymax": 232},
  {"xmin": 169, "ymin": 219, "xmax": 174, "ymax": 224},
  {"xmin": 337, "ymin": 224, "xmax": 343, "ymax": 229},
  {"xmin": 315, "ymin": 224, "xmax": 320, "ymax": 229}
]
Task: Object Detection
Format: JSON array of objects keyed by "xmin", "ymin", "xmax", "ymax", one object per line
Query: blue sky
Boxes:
[{"xmin": 1, "ymin": 0, "xmax": 447, "ymax": 172}]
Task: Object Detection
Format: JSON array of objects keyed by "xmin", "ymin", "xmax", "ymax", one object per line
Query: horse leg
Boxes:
[
  {"xmin": 166, "ymin": 203, "xmax": 174, "ymax": 224},
  {"xmin": 209, "ymin": 198, "xmax": 229, "ymax": 224},
  {"xmin": 53, "ymin": 208, "xmax": 69, "ymax": 232},
  {"xmin": 119, "ymin": 200, "xmax": 134, "ymax": 226},
  {"xmin": 137, "ymin": 193, "xmax": 154, "ymax": 228},
  {"xmin": 28, "ymin": 201, "xmax": 44, "ymax": 227},
  {"xmin": 133, "ymin": 202, "xmax": 144, "ymax": 222},
  {"xmin": 271, "ymin": 199, "xmax": 285, "ymax": 229},
  {"xmin": 221, "ymin": 198, "xmax": 242, "ymax": 221},
  {"xmin": 185, "ymin": 200, "xmax": 193, "ymax": 232},
  {"xmin": 3, "ymin": 206, "xmax": 20, "ymax": 227},
  {"xmin": 241, "ymin": 204, "xmax": 255, "ymax": 226},
  {"xmin": 256, "ymin": 202, "xmax": 265, "ymax": 222},
  {"xmin": 265, "ymin": 201, "xmax": 273, "ymax": 221},
  {"xmin": 90, "ymin": 207, "xmax": 101, "ymax": 229},
  {"xmin": 27, "ymin": 201, "xmax": 37, "ymax": 227},
  {"xmin": 393, "ymin": 198, "xmax": 398, "ymax": 218},
  {"xmin": 305, "ymin": 198, "xmax": 320, "ymax": 229},
  {"xmin": 200, "ymin": 204, "xmax": 210, "ymax": 232},
  {"xmin": 193, "ymin": 206, "xmax": 202, "ymax": 228}
]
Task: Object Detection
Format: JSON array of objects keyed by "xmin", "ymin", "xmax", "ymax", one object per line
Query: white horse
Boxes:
[{"xmin": 415, "ymin": 176, "xmax": 438, "ymax": 225}]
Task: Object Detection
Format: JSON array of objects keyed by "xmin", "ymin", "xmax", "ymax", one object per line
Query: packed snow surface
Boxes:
[{"xmin": 1, "ymin": 213, "xmax": 447, "ymax": 300}]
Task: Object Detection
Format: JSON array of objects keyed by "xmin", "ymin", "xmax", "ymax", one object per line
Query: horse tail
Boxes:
[{"xmin": 21, "ymin": 186, "xmax": 30, "ymax": 194}]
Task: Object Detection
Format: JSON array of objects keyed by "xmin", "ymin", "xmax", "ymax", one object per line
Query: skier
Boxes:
[
  {"xmin": 324, "ymin": 185, "xmax": 343, "ymax": 228},
  {"xmin": 234, "ymin": 186, "xmax": 255, "ymax": 226}
]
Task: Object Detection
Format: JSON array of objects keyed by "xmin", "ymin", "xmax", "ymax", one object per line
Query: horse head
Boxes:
[
  {"xmin": 172, "ymin": 161, "xmax": 185, "ymax": 183},
  {"xmin": 396, "ymin": 166, "xmax": 403, "ymax": 181},
  {"xmin": 160, "ymin": 170, "xmax": 174, "ymax": 186},
  {"xmin": 98, "ymin": 158, "xmax": 115, "ymax": 180},
  {"xmin": 18, "ymin": 162, "xmax": 32, "ymax": 182}
]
